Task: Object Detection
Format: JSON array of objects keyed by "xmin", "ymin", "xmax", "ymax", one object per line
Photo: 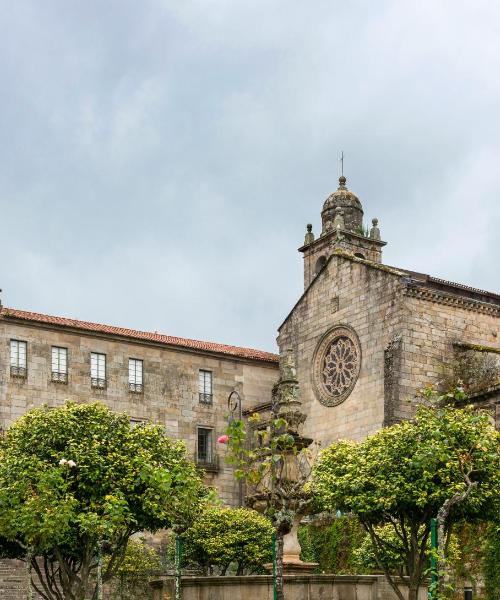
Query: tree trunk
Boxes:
[
  {"xmin": 26, "ymin": 548, "xmax": 33, "ymax": 600},
  {"xmin": 407, "ymin": 581, "xmax": 419, "ymax": 600},
  {"xmin": 276, "ymin": 532, "xmax": 284, "ymax": 600},
  {"xmin": 95, "ymin": 541, "xmax": 103, "ymax": 600},
  {"xmin": 436, "ymin": 477, "xmax": 477, "ymax": 596}
]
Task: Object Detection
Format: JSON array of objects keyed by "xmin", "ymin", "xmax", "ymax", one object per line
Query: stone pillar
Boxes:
[{"xmin": 281, "ymin": 515, "xmax": 318, "ymax": 574}]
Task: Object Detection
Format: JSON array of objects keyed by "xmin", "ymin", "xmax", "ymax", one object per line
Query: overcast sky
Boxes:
[{"xmin": 1, "ymin": 1, "xmax": 499, "ymax": 352}]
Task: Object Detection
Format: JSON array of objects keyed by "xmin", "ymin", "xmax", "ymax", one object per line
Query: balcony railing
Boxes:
[
  {"xmin": 194, "ymin": 451, "xmax": 220, "ymax": 472},
  {"xmin": 10, "ymin": 366, "xmax": 27, "ymax": 378},
  {"xmin": 52, "ymin": 371, "xmax": 68, "ymax": 384},
  {"xmin": 91, "ymin": 377, "xmax": 106, "ymax": 389},
  {"xmin": 129, "ymin": 382, "xmax": 143, "ymax": 393},
  {"xmin": 199, "ymin": 392, "xmax": 213, "ymax": 404}
]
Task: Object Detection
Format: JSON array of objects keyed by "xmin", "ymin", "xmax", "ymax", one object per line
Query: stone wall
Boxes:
[
  {"xmin": 278, "ymin": 254, "xmax": 407, "ymax": 446},
  {"xmin": 392, "ymin": 291, "xmax": 499, "ymax": 423},
  {"xmin": 278, "ymin": 252, "xmax": 499, "ymax": 448},
  {"xmin": 0, "ymin": 319, "xmax": 278, "ymax": 505},
  {"xmin": 151, "ymin": 574, "xmax": 428, "ymax": 600}
]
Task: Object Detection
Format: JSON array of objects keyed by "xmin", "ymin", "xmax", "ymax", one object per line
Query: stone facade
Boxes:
[
  {"xmin": 0, "ymin": 309, "xmax": 279, "ymax": 506},
  {"xmin": 278, "ymin": 177, "xmax": 500, "ymax": 447}
]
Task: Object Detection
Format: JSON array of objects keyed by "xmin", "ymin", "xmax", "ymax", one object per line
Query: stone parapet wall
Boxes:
[{"xmin": 151, "ymin": 574, "xmax": 428, "ymax": 600}]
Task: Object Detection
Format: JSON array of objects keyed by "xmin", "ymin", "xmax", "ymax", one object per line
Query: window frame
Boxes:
[
  {"xmin": 51, "ymin": 346, "xmax": 68, "ymax": 383},
  {"xmin": 128, "ymin": 358, "xmax": 143, "ymax": 393},
  {"xmin": 196, "ymin": 426, "xmax": 214, "ymax": 462},
  {"xmin": 10, "ymin": 339, "xmax": 27, "ymax": 378},
  {"xmin": 198, "ymin": 369, "xmax": 213, "ymax": 404},
  {"xmin": 90, "ymin": 352, "xmax": 106, "ymax": 389}
]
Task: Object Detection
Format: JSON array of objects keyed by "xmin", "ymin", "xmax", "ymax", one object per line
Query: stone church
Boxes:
[{"xmin": 276, "ymin": 175, "xmax": 499, "ymax": 447}]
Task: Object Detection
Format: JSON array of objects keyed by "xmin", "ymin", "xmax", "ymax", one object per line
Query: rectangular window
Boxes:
[
  {"xmin": 128, "ymin": 358, "xmax": 143, "ymax": 393},
  {"xmin": 10, "ymin": 340, "xmax": 27, "ymax": 377},
  {"xmin": 197, "ymin": 427, "xmax": 213, "ymax": 462},
  {"xmin": 90, "ymin": 352, "xmax": 106, "ymax": 388},
  {"xmin": 51, "ymin": 347, "xmax": 68, "ymax": 383},
  {"xmin": 198, "ymin": 370, "xmax": 213, "ymax": 404}
]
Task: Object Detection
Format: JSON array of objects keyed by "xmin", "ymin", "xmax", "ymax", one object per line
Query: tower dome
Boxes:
[{"xmin": 321, "ymin": 176, "xmax": 363, "ymax": 234}]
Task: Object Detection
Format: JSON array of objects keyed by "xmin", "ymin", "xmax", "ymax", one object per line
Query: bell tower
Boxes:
[{"xmin": 299, "ymin": 175, "xmax": 387, "ymax": 289}]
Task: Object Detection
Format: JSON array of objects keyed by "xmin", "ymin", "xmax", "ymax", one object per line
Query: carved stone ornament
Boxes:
[{"xmin": 312, "ymin": 325, "xmax": 361, "ymax": 407}]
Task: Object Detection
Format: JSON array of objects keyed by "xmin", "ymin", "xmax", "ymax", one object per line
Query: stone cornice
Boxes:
[
  {"xmin": 298, "ymin": 230, "xmax": 386, "ymax": 253},
  {"xmin": 453, "ymin": 342, "xmax": 500, "ymax": 354},
  {"xmin": 405, "ymin": 285, "xmax": 500, "ymax": 316}
]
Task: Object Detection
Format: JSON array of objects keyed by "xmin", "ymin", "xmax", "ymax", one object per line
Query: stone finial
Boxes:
[
  {"xmin": 283, "ymin": 348, "xmax": 297, "ymax": 380},
  {"xmin": 332, "ymin": 207, "xmax": 345, "ymax": 230},
  {"xmin": 304, "ymin": 224, "xmax": 315, "ymax": 246},
  {"xmin": 338, "ymin": 175, "xmax": 347, "ymax": 189},
  {"xmin": 0, "ymin": 289, "xmax": 2, "ymax": 309},
  {"xmin": 369, "ymin": 218, "xmax": 381, "ymax": 240}
]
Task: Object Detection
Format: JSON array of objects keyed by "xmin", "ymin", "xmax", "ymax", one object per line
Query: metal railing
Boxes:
[
  {"xmin": 194, "ymin": 451, "xmax": 219, "ymax": 472},
  {"xmin": 129, "ymin": 382, "xmax": 143, "ymax": 393},
  {"xmin": 91, "ymin": 377, "xmax": 106, "ymax": 389},
  {"xmin": 10, "ymin": 366, "xmax": 27, "ymax": 378},
  {"xmin": 198, "ymin": 392, "xmax": 213, "ymax": 404},
  {"xmin": 52, "ymin": 371, "xmax": 68, "ymax": 383}
]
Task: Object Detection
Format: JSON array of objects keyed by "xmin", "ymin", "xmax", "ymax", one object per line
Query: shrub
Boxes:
[{"xmin": 181, "ymin": 507, "xmax": 273, "ymax": 575}]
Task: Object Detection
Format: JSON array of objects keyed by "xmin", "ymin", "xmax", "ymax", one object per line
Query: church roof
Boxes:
[
  {"xmin": 279, "ymin": 250, "xmax": 500, "ymax": 330},
  {"xmin": 323, "ymin": 176, "xmax": 363, "ymax": 212},
  {"xmin": 0, "ymin": 307, "xmax": 279, "ymax": 364}
]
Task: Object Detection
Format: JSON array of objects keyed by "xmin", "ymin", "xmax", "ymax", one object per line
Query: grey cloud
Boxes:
[{"xmin": 1, "ymin": 1, "xmax": 499, "ymax": 350}]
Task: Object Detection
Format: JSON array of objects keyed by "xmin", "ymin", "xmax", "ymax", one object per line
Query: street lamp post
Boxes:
[{"xmin": 227, "ymin": 390, "xmax": 243, "ymax": 506}]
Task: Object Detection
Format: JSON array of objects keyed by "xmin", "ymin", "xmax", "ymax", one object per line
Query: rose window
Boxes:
[
  {"xmin": 322, "ymin": 337, "xmax": 358, "ymax": 396},
  {"xmin": 312, "ymin": 325, "xmax": 361, "ymax": 407}
]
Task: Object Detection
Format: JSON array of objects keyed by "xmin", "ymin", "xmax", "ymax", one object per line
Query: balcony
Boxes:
[
  {"xmin": 194, "ymin": 451, "xmax": 220, "ymax": 473},
  {"xmin": 129, "ymin": 382, "xmax": 143, "ymax": 393},
  {"xmin": 199, "ymin": 392, "xmax": 213, "ymax": 404},
  {"xmin": 52, "ymin": 371, "xmax": 68, "ymax": 384},
  {"xmin": 10, "ymin": 366, "xmax": 27, "ymax": 378},
  {"xmin": 91, "ymin": 377, "xmax": 106, "ymax": 389}
]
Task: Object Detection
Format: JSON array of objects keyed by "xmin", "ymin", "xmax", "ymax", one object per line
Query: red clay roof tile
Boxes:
[{"xmin": 0, "ymin": 307, "xmax": 279, "ymax": 364}]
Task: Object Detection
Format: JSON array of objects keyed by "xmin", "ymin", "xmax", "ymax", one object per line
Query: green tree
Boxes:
[
  {"xmin": 181, "ymin": 506, "xmax": 274, "ymax": 575},
  {"xmin": 313, "ymin": 404, "xmax": 499, "ymax": 600},
  {"xmin": 0, "ymin": 402, "xmax": 204, "ymax": 600},
  {"xmin": 352, "ymin": 524, "xmax": 461, "ymax": 576}
]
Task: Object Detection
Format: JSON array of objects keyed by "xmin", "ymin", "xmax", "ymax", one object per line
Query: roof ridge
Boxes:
[{"xmin": 0, "ymin": 307, "xmax": 279, "ymax": 364}]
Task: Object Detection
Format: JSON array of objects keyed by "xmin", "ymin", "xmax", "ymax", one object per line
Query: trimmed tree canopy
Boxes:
[
  {"xmin": 182, "ymin": 507, "xmax": 273, "ymax": 575},
  {"xmin": 0, "ymin": 401, "xmax": 204, "ymax": 600},
  {"xmin": 313, "ymin": 404, "xmax": 499, "ymax": 600}
]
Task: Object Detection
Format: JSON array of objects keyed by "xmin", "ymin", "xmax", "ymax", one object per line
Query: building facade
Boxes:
[
  {"xmin": 277, "ymin": 176, "xmax": 499, "ymax": 448},
  {"xmin": 0, "ymin": 307, "xmax": 279, "ymax": 506}
]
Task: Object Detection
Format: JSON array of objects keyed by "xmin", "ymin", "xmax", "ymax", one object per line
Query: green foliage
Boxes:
[
  {"xmin": 353, "ymin": 524, "xmax": 409, "ymax": 572},
  {"xmin": 352, "ymin": 525, "xmax": 461, "ymax": 574},
  {"xmin": 483, "ymin": 521, "xmax": 500, "ymax": 600},
  {"xmin": 107, "ymin": 538, "xmax": 161, "ymax": 600},
  {"xmin": 224, "ymin": 414, "xmax": 316, "ymax": 530},
  {"xmin": 298, "ymin": 516, "xmax": 366, "ymax": 574},
  {"xmin": 314, "ymin": 404, "xmax": 499, "ymax": 526},
  {"xmin": 181, "ymin": 506, "xmax": 273, "ymax": 575},
  {"xmin": 443, "ymin": 350, "xmax": 500, "ymax": 395},
  {"xmin": 313, "ymin": 404, "xmax": 499, "ymax": 600},
  {"xmin": 0, "ymin": 402, "xmax": 204, "ymax": 600}
]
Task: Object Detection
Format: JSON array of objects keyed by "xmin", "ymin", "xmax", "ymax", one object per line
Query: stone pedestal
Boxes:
[
  {"xmin": 282, "ymin": 515, "xmax": 318, "ymax": 574},
  {"xmin": 265, "ymin": 516, "xmax": 318, "ymax": 575}
]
